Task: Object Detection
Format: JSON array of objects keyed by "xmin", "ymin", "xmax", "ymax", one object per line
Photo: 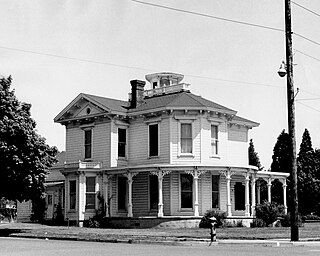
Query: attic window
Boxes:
[{"xmin": 86, "ymin": 107, "xmax": 91, "ymax": 115}]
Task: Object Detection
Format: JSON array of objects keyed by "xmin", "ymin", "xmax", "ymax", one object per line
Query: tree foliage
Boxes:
[
  {"xmin": 270, "ymin": 130, "xmax": 291, "ymax": 206},
  {"xmin": 248, "ymin": 139, "xmax": 262, "ymax": 170},
  {"xmin": 0, "ymin": 76, "xmax": 58, "ymax": 202},
  {"xmin": 297, "ymin": 129, "xmax": 320, "ymax": 215}
]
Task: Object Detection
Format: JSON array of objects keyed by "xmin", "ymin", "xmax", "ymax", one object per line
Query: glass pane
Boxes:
[
  {"xmin": 85, "ymin": 144, "xmax": 92, "ymax": 159},
  {"xmin": 212, "ymin": 175, "xmax": 219, "ymax": 191},
  {"xmin": 118, "ymin": 142, "xmax": 126, "ymax": 157},
  {"xmin": 149, "ymin": 175, "xmax": 158, "ymax": 209},
  {"xmin": 181, "ymin": 192, "xmax": 193, "ymax": 208},
  {"xmin": 85, "ymin": 130, "xmax": 92, "ymax": 144},
  {"xmin": 181, "ymin": 139, "xmax": 192, "ymax": 153},
  {"xmin": 118, "ymin": 177, "xmax": 127, "ymax": 210},
  {"xmin": 70, "ymin": 194, "xmax": 76, "ymax": 210},
  {"xmin": 118, "ymin": 129, "xmax": 126, "ymax": 143},
  {"xmin": 211, "ymin": 125, "xmax": 218, "ymax": 139},
  {"xmin": 181, "ymin": 124, "xmax": 191, "ymax": 138},
  {"xmin": 212, "ymin": 192, "xmax": 219, "ymax": 208},
  {"xmin": 86, "ymin": 177, "xmax": 95, "ymax": 192},
  {"xmin": 69, "ymin": 180, "xmax": 76, "ymax": 193},
  {"xmin": 86, "ymin": 194, "xmax": 95, "ymax": 209},
  {"xmin": 149, "ymin": 124, "xmax": 158, "ymax": 156}
]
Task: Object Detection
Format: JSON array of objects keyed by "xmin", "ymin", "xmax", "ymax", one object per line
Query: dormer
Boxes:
[{"xmin": 144, "ymin": 72, "xmax": 190, "ymax": 98}]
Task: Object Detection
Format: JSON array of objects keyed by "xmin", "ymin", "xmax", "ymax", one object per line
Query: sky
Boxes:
[{"xmin": 1, "ymin": 0, "xmax": 320, "ymax": 170}]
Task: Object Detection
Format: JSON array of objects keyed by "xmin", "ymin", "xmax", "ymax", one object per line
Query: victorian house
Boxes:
[{"xmin": 54, "ymin": 72, "xmax": 289, "ymax": 227}]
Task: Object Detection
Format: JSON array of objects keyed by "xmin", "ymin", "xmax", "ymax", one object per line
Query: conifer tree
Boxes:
[
  {"xmin": 297, "ymin": 129, "xmax": 320, "ymax": 214},
  {"xmin": 248, "ymin": 139, "xmax": 262, "ymax": 170}
]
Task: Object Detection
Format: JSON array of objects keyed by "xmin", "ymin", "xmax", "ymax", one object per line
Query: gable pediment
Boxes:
[{"xmin": 54, "ymin": 93, "xmax": 111, "ymax": 123}]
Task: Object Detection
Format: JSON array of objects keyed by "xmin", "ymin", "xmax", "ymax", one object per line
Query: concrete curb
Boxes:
[{"xmin": 6, "ymin": 233, "xmax": 320, "ymax": 247}]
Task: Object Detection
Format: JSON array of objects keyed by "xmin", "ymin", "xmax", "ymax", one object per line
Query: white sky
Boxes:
[{"xmin": 1, "ymin": 0, "xmax": 320, "ymax": 169}]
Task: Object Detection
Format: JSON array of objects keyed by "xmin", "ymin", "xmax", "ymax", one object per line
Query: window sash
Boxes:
[
  {"xmin": 181, "ymin": 174, "xmax": 193, "ymax": 208},
  {"xmin": 118, "ymin": 176, "xmax": 127, "ymax": 210},
  {"xmin": 181, "ymin": 124, "xmax": 192, "ymax": 154},
  {"xmin": 211, "ymin": 125, "xmax": 218, "ymax": 155},
  {"xmin": 212, "ymin": 175, "xmax": 219, "ymax": 208},
  {"xmin": 149, "ymin": 175, "xmax": 158, "ymax": 210},
  {"xmin": 118, "ymin": 128, "xmax": 126, "ymax": 158},
  {"xmin": 149, "ymin": 124, "xmax": 159, "ymax": 157},
  {"xmin": 84, "ymin": 130, "xmax": 92, "ymax": 159},
  {"xmin": 69, "ymin": 180, "xmax": 76, "ymax": 210}
]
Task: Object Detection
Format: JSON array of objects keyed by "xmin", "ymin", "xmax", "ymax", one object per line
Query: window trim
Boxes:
[
  {"xmin": 149, "ymin": 174, "xmax": 159, "ymax": 211},
  {"xmin": 178, "ymin": 121, "xmax": 194, "ymax": 157},
  {"xmin": 85, "ymin": 176, "xmax": 96, "ymax": 210},
  {"xmin": 118, "ymin": 128, "xmax": 127, "ymax": 159},
  {"xmin": 180, "ymin": 173, "xmax": 194, "ymax": 210},
  {"xmin": 84, "ymin": 129, "xmax": 92, "ymax": 160},
  {"xmin": 212, "ymin": 174, "xmax": 220, "ymax": 209},
  {"xmin": 69, "ymin": 179, "xmax": 77, "ymax": 211},
  {"xmin": 148, "ymin": 123, "xmax": 160, "ymax": 158},
  {"xmin": 210, "ymin": 125, "xmax": 219, "ymax": 157}
]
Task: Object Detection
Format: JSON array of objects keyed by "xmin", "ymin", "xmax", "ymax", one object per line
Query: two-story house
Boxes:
[{"xmin": 54, "ymin": 72, "xmax": 289, "ymax": 227}]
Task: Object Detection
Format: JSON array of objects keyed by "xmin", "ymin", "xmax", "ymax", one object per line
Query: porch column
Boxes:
[
  {"xmin": 103, "ymin": 174, "xmax": 113, "ymax": 217},
  {"xmin": 257, "ymin": 181, "xmax": 261, "ymax": 205},
  {"xmin": 220, "ymin": 168, "xmax": 234, "ymax": 217},
  {"xmin": 282, "ymin": 179, "xmax": 288, "ymax": 214},
  {"xmin": 186, "ymin": 168, "xmax": 207, "ymax": 217},
  {"xmin": 151, "ymin": 169, "xmax": 172, "ymax": 217},
  {"xmin": 251, "ymin": 174, "xmax": 256, "ymax": 217},
  {"xmin": 267, "ymin": 177, "xmax": 272, "ymax": 203},
  {"xmin": 244, "ymin": 172, "xmax": 250, "ymax": 217},
  {"xmin": 78, "ymin": 172, "xmax": 85, "ymax": 227},
  {"xmin": 124, "ymin": 171, "xmax": 138, "ymax": 218}
]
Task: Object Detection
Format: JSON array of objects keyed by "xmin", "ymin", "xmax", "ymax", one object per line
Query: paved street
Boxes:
[{"xmin": 1, "ymin": 237, "xmax": 320, "ymax": 256}]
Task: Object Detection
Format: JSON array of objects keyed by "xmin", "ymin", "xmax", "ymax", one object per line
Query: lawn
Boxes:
[{"xmin": 1, "ymin": 222, "xmax": 319, "ymax": 242}]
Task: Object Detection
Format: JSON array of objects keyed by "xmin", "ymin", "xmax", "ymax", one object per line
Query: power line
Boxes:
[
  {"xmin": 132, "ymin": 1, "xmax": 320, "ymax": 48},
  {"xmin": 0, "ymin": 45, "xmax": 283, "ymax": 90},
  {"xmin": 295, "ymin": 49, "xmax": 320, "ymax": 63},
  {"xmin": 292, "ymin": 1, "xmax": 320, "ymax": 18},
  {"xmin": 297, "ymin": 101, "xmax": 320, "ymax": 113},
  {"xmin": 131, "ymin": 0, "xmax": 284, "ymax": 32},
  {"xmin": 293, "ymin": 32, "xmax": 320, "ymax": 47},
  {"xmin": 0, "ymin": 45, "xmax": 155, "ymax": 72},
  {"xmin": 296, "ymin": 97, "xmax": 320, "ymax": 101},
  {"xmin": 184, "ymin": 74, "xmax": 283, "ymax": 89}
]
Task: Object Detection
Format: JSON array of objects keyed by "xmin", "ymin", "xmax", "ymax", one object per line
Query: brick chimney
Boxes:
[{"xmin": 130, "ymin": 80, "xmax": 145, "ymax": 108}]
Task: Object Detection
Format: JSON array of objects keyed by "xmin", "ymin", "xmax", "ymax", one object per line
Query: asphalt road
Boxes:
[{"xmin": 1, "ymin": 237, "xmax": 320, "ymax": 256}]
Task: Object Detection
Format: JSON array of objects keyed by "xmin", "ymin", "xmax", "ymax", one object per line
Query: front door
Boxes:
[{"xmin": 46, "ymin": 192, "xmax": 54, "ymax": 219}]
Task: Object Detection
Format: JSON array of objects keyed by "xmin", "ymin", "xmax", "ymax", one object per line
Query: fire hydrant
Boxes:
[{"xmin": 209, "ymin": 217, "xmax": 217, "ymax": 242}]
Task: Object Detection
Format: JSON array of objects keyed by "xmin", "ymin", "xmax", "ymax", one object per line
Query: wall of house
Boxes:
[
  {"xmin": 65, "ymin": 121, "xmax": 111, "ymax": 166},
  {"xmin": 127, "ymin": 116, "xmax": 170, "ymax": 166},
  {"xmin": 227, "ymin": 125, "xmax": 249, "ymax": 166}
]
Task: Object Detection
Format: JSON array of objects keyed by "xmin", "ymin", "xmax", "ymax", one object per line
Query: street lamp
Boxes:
[{"xmin": 277, "ymin": 61, "xmax": 287, "ymax": 77}]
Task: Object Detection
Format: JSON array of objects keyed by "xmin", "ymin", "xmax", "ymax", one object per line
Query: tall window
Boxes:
[
  {"xmin": 118, "ymin": 128, "xmax": 126, "ymax": 158},
  {"xmin": 118, "ymin": 176, "xmax": 127, "ymax": 210},
  {"xmin": 86, "ymin": 177, "xmax": 96, "ymax": 210},
  {"xmin": 234, "ymin": 182, "xmax": 245, "ymax": 210},
  {"xmin": 84, "ymin": 130, "xmax": 92, "ymax": 159},
  {"xmin": 181, "ymin": 123, "xmax": 192, "ymax": 154},
  {"xmin": 211, "ymin": 125, "xmax": 219, "ymax": 155},
  {"xmin": 149, "ymin": 124, "xmax": 159, "ymax": 157},
  {"xmin": 149, "ymin": 175, "xmax": 158, "ymax": 210},
  {"xmin": 212, "ymin": 175, "xmax": 220, "ymax": 208},
  {"xmin": 181, "ymin": 174, "xmax": 193, "ymax": 208},
  {"xmin": 69, "ymin": 180, "xmax": 76, "ymax": 210}
]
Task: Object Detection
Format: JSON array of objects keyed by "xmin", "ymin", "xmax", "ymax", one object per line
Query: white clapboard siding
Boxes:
[
  {"xmin": 92, "ymin": 122, "xmax": 110, "ymax": 165},
  {"xmin": 127, "ymin": 117, "xmax": 170, "ymax": 165},
  {"xmin": 66, "ymin": 126, "xmax": 83, "ymax": 162},
  {"xmin": 132, "ymin": 173, "xmax": 149, "ymax": 216}
]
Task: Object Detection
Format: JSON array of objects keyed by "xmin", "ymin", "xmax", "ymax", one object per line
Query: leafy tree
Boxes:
[
  {"xmin": 248, "ymin": 139, "xmax": 262, "ymax": 170},
  {"xmin": 270, "ymin": 130, "xmax": 291, "ymax": 205},
  {"xmin": 297, "ymin": 129, "xmax": 320, "ymax": 214},
  {"xmin": 0, "ymin": 76, "xmax": 58, "ymax": 207}
]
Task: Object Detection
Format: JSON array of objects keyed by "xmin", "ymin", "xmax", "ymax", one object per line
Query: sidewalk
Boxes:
[{"xmin": 1, "ymin": 222, "xmax": 320, "ymax": 247}]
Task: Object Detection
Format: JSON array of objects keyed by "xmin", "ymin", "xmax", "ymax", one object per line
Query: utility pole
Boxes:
[{"xmin": 284, "ymin": 0, "xmax": 299, "ymax": 241}]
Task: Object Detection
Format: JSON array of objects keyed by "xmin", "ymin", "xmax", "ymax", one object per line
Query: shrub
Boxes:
[
  {"xmin": 251, "ymin": 218, "xmax": 266, "ymax": 227},
  {"xmin": 302, "ymin": 214, "xmax": 320, "ymax": 221},
  {"xmin": 255, "ymin": 201, "xmax": 284, "ymax": 226},
  {"xmin": 199, "ymin": 209, "xmax": 226, "ymax": 228},
  {"xmin": 280, "ymin": 213, "xmax": 303, "ymax": 227}
]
